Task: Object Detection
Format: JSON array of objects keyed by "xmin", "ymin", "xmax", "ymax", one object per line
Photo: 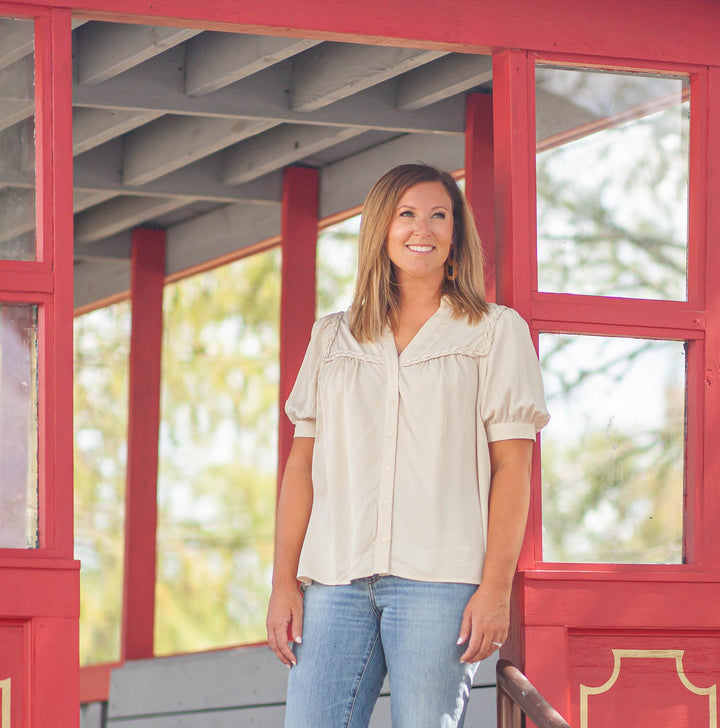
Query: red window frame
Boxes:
[
  {"xmin": 0, "ymin": 6, "xmax": 74, "ymax": 558},
  {"xmin": 493, "ymin": 48, "xmax": 714, "ymax": 574}
]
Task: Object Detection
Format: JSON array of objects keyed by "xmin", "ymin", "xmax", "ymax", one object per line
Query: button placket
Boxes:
[{"xmin": 373, "ymin": 336, "xmax": 400, "ymax": 574}]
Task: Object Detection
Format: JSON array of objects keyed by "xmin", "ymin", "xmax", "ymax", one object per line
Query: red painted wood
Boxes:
[
  {"xmin": 525, "ymin": 626, "xmax": 570, "ymax": 728},
  {"xmin": 701, "ymin": 66, "xmax": 720, "ymax": 570},
  {"xmin": 464, "ymin": 93, "xmax": 496, "ymax": 302},
  {"xmin": 47, "ymin": 9, "xmax": 75, "ymax": 558},
  {"xmin": 79, "ymin": 663, "xmax": 116, "ymax": 704},
  {"xmin": 531, "ymin": 293, "xmax": 706, "ymax": 334},
  {"xmin": 277, "ymin": 167, "xmax": 318, "ymax": 492},
  {"xmin": 568, "ymin": 632, "xmax": 720, "ymax": 728},
  {"xmin": 492, "ymin": 49, "xmax": 540, "ymax": 573},
  {"xmin": 524, "ymin": 574, "xmax": 720, "ymax": 628},
  {"xmin": 33, "ymin": 617, "xmax": 79, "ymax": 727},
  {"xmin": 122, "ymin": 228, "xmax": 166, "ymax": 660},
  {"xmin": 10, "ymin": 0, "xmax": 720, "ymax": 68}
]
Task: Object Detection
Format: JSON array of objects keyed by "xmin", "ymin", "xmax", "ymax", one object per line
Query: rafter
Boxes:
[
  {"xmin": 185, "ymin": 33, "xmax": 320, "ymax": 96},
  {"xmin": 0, "ymin": 18, "xmax": 33, "ymax": 72},
  {"xmin": 73, "ymin": 108, "xmax": 164, "ymax": 155},
  {"xmin": 74, "ymin": 195, "xmax": 192, "ymax": 243},
  {"xmin": 71, "ymin": 49, "xmax": 465, "ymax": 135},
  {"xmin": 122, "ymin": 115, "xmax": 278, "ymax": 186},
  {"xmin": 222, "ymin": 124, "xmax": 366, "ymax": 185},
  {"xmin": 291, "ymin": 43, "xmax": 447, "ymax": 112},
  {"xmin": 396, "ymin": 54, "xmax": 493, "ymax": 110},
  {"xmin": 76, "ymin": 22, "xmax": 201, "ymax": 86}
]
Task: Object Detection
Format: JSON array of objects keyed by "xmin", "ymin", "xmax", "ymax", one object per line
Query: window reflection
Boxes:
[
  {"xmin": 536, "ymin": 67, "xmax": 689, "ymax": 300},
  {"xmin": 0, "ymin": 302, "xmax": 38, "ymax": 548},
  {"xmin": 540, "ymin": 333, "xmax": 685, "ymax": 564},
  {"xmin": 0, "ymin": 18, "xmax": 36, "ymax": 261}
]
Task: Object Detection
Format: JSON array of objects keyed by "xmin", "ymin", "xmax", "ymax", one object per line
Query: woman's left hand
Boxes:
[{"xmin": 456, "ymin": 584, "xmax": 509, "ymax": 663}]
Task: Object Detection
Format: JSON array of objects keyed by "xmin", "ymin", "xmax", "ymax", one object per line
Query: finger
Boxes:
[
  {"xmin": 460, "ymin": 626, "xmax": 492, "ymax": 663},
  {"xmin": 456, "ymin": 609, "xmax": 472, "ymax": 646},
  {"xmin": 268, "ymin": 622, "xmax": 297, "ymax": 667},
  {"xmin": 290, "ymin": 603, "xmax": 304, "ymax": 645}
]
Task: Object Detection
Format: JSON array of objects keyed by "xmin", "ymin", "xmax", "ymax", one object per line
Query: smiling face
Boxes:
[{"xmin": 385, "ymin": 181, "xmax": 454, "ymax": 290}]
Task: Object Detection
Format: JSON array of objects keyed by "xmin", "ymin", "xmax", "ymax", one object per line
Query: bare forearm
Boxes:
[
  {"xmin": 481, "ymin": 458, "xmax": 531, "ymax": 596},
  {"xmin": 272, "ymin": 438, "xmax": 314, "ymax": 586}
]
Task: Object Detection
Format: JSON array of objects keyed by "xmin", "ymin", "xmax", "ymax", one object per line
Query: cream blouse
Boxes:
[{"xmin": 285, "ymin": 300, "xmax": 550, "ymax": 586}]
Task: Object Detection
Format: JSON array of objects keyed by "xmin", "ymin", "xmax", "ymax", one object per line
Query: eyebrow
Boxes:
[{"xmin": 396, "ymin": 204, "xmax": 451, "ymax": 210}]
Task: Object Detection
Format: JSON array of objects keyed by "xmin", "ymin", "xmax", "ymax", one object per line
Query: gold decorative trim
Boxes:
[
  {"xmin": 0, "ymin": 678, "xmax": 10, "ymax": 728},
  {"xmin": 580, "ymin": 649, "xmax": 717, "ymax": 728}
]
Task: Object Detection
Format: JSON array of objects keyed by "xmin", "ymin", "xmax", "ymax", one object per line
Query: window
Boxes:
[{"xmin": 532, "ymin": 62, "xmax": 698, "ymax": 565}]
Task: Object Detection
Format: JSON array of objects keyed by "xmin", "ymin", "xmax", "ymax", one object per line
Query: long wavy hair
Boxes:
[{"xmin": 349, "ymin": 164, "xmax": 488, "ymax": 342}]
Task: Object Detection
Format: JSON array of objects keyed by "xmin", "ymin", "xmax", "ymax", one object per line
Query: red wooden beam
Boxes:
[
  {"xmin": 701, "ymin": 66, "xmax": 720, "ymax": 570},
  {"xmin": 464, "ymin": 92, "xmax": 496, "ymax": 303},
  {"xmin": 10, "ymin": 0, "xmax": 720, "ymax": 68},
  {"xmin": 47, "ymin": 8, "xmax": 75, "ymax": 557},
  {"xmin": 492, "ymin": 49, "xmax": 535, "ymax": 315},
  {"xmin": 277, "ymin": 167, "xmax": 318, "ymax": 493},
  {"xmin": 121, "ymin": 228, "xmax": 166, "ymax": 660}
]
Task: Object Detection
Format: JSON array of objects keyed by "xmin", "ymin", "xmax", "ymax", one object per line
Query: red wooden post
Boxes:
[
  {"xmin": 121, "ymin": 228, "xmax": 166, "ymax": 660},
  {"xmin": 464, "ymin": 92, "xmax": 496, "ymax": 302},
  {"xmin": 277, "ymin": 167, "xmax": 318, "ymax": 493},
  {"xmin": 492, "ymin": 49, "xmax": 535, "ymax": 316},
  {"xmin": 702, "ymin": 66, "xmax": 720, "ymax": 570}
]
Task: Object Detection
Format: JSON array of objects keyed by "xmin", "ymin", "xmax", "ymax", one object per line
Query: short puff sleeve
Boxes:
[
  {"xmin": 480, "ymin": 307, "xmax": 550, "ymax": 442},
  {"xmin": 284, "ymin": 313, "xmax": 339, "ymax": 438}
]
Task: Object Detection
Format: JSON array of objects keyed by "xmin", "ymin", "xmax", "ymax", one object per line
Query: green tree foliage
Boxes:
[
  {"xmin": 155, "ymin": 249, "xmax": 281, "ymax": 655},
  {"xmin": 536, "ymin": 71, "xmax": 689, "ymax": 564},
  {"xmin": 74, "ymin": 303, "xmax": 130, "ymax": 665}
]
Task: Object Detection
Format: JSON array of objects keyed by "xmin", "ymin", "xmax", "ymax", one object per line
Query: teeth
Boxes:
[{"xmin": 407, "ymin": 245, "xmax": 433, "ymax": 252}]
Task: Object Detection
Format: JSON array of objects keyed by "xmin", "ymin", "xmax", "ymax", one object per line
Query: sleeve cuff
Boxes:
[
  {"xmin": 486, "ymin": 421, "xmax": 537, "ymax": 442},
  {"xmin": 293, "ymin": 420, "xmax": 316, "ymax": 438}
]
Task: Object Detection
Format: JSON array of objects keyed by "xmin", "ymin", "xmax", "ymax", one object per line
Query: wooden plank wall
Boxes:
[{"xmin": 80, "ymin": 646, "xmax": 498, "ymax": 727}]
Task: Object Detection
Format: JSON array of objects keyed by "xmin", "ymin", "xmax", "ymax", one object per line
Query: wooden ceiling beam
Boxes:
[
  {"xmin": 396, "ymin": 53, "xmax": 492, "ymax": 111},
  {"xmin": 291, "ymin": 42, "xmax": 446, "ymax": 112},
  {"xmin": 121, "ymin": 114, "xmax": 278, "ymax": 186},
  {"xmin": 185, "ymin": 32, "xmax": 320, "ymax": 96},
  {"xmin": 71, "ymin": 49, "xmax": 465, "ymax": 135},
  {"xmin": 76, "ymin": 21, "xmax": 201, "ymax": 85},
  {"xmin": 222, "ymin": 123, "xmax": 366, "ymax": 185},
  {"xmin": 0, "ymin": 18, "xmax": 33, "ymax": 72},
  {"xmin": 72, "ymin": 107, "xmax": 164, "ymax": 155},
  {"xmin": 74, "ymin": 195, "xmax": 191, "ymax": 243}
]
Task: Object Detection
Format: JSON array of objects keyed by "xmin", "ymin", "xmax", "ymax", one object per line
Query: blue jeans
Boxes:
[{"xmin": 284, "ymin": 576, "xmax": 480, "ymax": 728}]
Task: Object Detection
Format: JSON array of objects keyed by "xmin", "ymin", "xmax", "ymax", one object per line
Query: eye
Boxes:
[
  {"xmin": 399, "ymin": 210, "xmax": 414, "ymax": 217},
  {"xmin": 432, "ymin": 211, "xmax": 447, "ymax": 219}
]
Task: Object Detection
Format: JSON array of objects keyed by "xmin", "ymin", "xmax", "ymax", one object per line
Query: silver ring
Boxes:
[{"xmin": 492, "ymin": 641, "xmax": 503, "ymax": 648}]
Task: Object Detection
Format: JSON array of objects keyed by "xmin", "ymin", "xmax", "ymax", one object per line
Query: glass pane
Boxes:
[
  {"xmin": 317, "ymin": 214, "xmax": 359, "ymax": 318},
  {"xmin": 536, "ymin": 67, "xmax": 689, "ymax": 300},
  {"xmin": 0, "ymin": 302, "xmax": 38, "ymax": 548},
  {"xmin": 0, "ymin": 18, "xmax": 36, "ymax": 260},
  {"xmin": 540, "ymin": 334, "xmax": 685, "ymax": 564},
  {"xmin": 155, "ymin": 249, "xmax": 280, "ymax": 654},
  {"xmin": 74, "ymin": 301, "xmax": 129, "ymax": 665}
]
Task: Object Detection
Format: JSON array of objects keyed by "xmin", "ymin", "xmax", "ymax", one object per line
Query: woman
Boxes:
[{"xmin": 266, "ymin": 164, "xmax": 549, "ymax": 728}]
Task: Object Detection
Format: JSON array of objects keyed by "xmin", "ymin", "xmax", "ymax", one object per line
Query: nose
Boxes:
[{"xmin": 412, "ymin": 216, "xmax": 431, "ymax": 235}]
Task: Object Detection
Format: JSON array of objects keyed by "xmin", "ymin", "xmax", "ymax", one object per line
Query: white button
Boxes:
[
  {"xmin": 385, "ymin": 465, "xmax": 391, "ymax": 472},
  {"xmin": 383, "ymin": 500, "xmax": 390, "ymax": 507},
  {"xmin": 380, "ymin": 536, "xmax": 388, "ymax": 543},
  {"xmin": 387, "ymin": 431, "xmax": 393, "ymax": 438}
]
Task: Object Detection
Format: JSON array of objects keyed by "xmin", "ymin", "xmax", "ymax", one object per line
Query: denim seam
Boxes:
[{"xmin": 344, "ymin": 626, "xmax": 382, "ymax": 728}]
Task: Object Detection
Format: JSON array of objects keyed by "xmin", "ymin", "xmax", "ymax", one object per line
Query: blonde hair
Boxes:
[{"xmin": 349, "ymin": 164, "xmax": 488, "ymax": 342}]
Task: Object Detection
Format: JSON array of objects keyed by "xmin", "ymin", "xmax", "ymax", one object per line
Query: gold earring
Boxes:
[{"xmin": 445, "ymin": 251, "xmax": 457, "ymax": 281}]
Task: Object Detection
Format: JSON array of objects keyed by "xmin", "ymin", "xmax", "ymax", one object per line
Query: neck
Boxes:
[{"xmin": 396, "ymin": 276, "xmax": 444, "ymax": 312}]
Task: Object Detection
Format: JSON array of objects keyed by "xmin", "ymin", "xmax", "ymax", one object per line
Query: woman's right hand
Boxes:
[{"xmin": 266, "ymin": 581, "xmax": 304, "ymax": 667}]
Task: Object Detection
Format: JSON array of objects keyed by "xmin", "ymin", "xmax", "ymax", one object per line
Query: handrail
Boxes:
[{"xmin": 496, "ymin": 659, "xmax": 572, "ymax": 728}]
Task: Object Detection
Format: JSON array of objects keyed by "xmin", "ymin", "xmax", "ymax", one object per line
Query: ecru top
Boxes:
[{"xmin": 285, "ymin": 300, "xmax": 550, "ymax": 586}]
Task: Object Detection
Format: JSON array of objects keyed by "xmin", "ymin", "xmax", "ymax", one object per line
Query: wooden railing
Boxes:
[{"xmin": 496, "ymin": 660, "xmax": 572, "ymax": 728}]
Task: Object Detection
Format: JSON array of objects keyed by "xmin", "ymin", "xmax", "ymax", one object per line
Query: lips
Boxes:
[{"xmin": 406, "ymin": 244, "xmax": 435, "ymax": 253}]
